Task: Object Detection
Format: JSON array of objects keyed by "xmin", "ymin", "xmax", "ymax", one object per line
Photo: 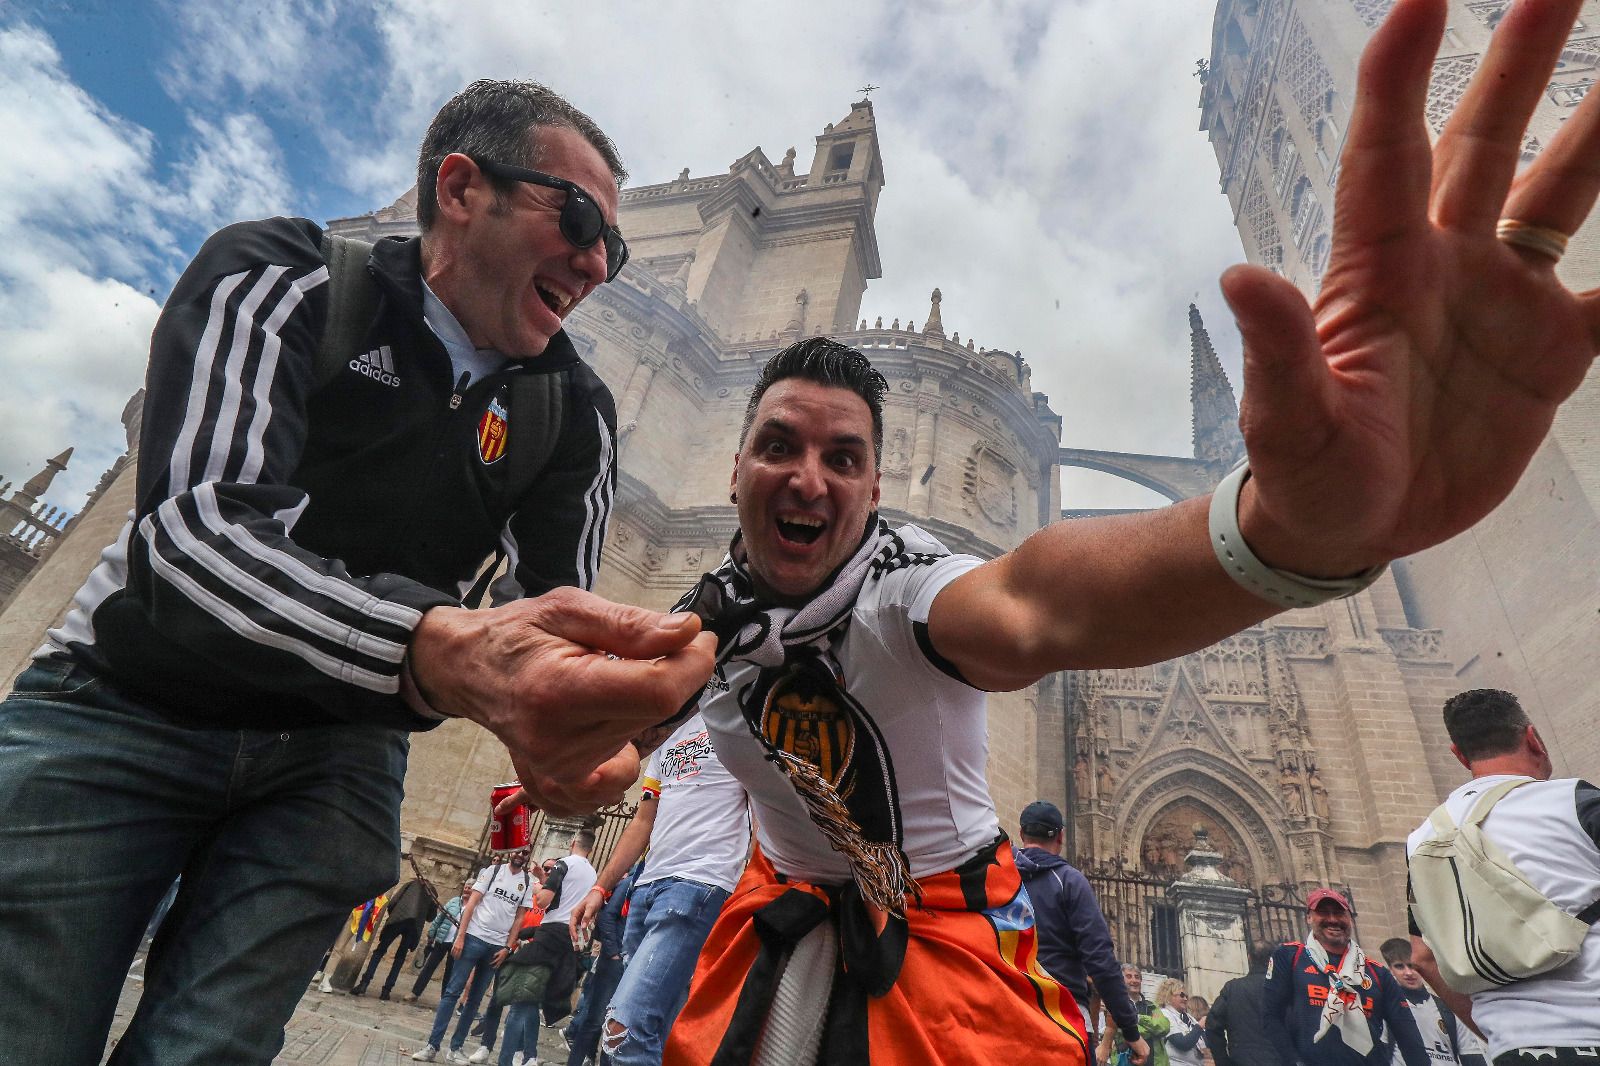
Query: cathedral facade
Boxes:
[{"xmin": 1198, "ymin": 0, "xmax": 1600, "ymax": 782}]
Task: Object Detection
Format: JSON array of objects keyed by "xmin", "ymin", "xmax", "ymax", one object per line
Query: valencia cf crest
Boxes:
[
  {"xmin": 478, "ymin": 395, "xmax": 509, "ymax": 464},
  {"xmin": 760, "ymin": 660, "xmax": 856, "ymax": 788}
]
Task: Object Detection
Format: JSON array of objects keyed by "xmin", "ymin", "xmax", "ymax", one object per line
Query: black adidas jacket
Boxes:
[{"xmin": 44, "ymin": 217, "xmax": 617, "ymax": 730}]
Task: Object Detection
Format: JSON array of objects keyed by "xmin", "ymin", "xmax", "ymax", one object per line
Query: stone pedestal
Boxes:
[
  {"xmin": 533, "ymin": 815, "xmax": 587, "ymax": 865},
  {"xmin": 1167, "ymin": 826, "xmax": 1251, "ymax": 1001}
]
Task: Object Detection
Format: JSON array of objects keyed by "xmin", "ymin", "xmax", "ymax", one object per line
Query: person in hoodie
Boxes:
[
  {"xmin": 1376, "ymin": 939, "xmax": 1486, "ymax": 1066},
  {"xmin": 1262, "ymin": 890, "xmax": 1428, "ymax": 1066},
  {"xmin": 1206, "ymin": 943, "xmax": 1278, "ymax": 1066},
  {"xmin": 1015, "ymin": 801, "xmax": 1149, "ymax": 1061}
]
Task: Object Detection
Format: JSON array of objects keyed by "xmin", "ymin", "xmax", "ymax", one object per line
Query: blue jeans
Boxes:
[
  {"xmin": 499, "ymin": 1001, "xmax": 542, "ymax": 1066},
  {"xmin": 603, "ymin": 877, "xmax": 730, "ymax": 1066},
  {"xmin": 0, "ymin": 656, "xmax": 407, "ymax": 1066},
  {"xmin": 566, "ymin": 949, "xmax": 626, "ymax": 1066},
  {"xmin": 429, "ymin": 934, "xmax": 502, "ymax": 1051}
]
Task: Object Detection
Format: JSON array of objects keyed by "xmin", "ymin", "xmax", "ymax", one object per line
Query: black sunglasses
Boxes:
[{"xmin": 475, "ymin": 159, "xmax": 629, "ymax": 282}]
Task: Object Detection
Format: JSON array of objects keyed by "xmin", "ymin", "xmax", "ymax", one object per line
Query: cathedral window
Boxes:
[{"xmin": 829, "ymin": 144, "xmax": 854, "ymax": 171}]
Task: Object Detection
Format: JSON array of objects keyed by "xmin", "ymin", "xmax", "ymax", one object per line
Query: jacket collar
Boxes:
[{"xmin": 367, "ymin": 234, "xmax": 582, "ymax": 370}]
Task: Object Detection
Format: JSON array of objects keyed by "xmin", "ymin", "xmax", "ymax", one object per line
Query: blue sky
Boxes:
[{"xmin": 0, "ymin": 0, "xmax": 1250, "ymax": 515}]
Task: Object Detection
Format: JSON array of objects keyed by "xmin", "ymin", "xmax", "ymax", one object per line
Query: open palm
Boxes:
[{"xmin": 1223, "ymin": 0, "xmax": 1600, "ymax": 576}]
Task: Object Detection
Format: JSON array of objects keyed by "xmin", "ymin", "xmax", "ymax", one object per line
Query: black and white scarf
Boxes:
[{"xmin": 673, "ymin": 516, "xmax": 949, "ymax": 916}]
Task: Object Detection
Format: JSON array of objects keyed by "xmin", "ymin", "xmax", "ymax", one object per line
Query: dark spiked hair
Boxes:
[
  {"xmin": 741, "ymin": 338, "xmax": 889, "ymax": 461},
  {"xmin": 1443, "ymin": 688, "xmax": 1531, "ymax": 761},
  {"xmin": 416, "ymin": 79, "xmax": 626, "ymax": 232}
]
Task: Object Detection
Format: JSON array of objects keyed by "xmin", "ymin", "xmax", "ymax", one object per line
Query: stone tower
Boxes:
[
  {"xmin": 1198, "ymin": 0, "xmax": 1600, "ymax": 777},
  {"xmin": 0, "ymin": 449, "xmax": 74, "ymax": 610}
]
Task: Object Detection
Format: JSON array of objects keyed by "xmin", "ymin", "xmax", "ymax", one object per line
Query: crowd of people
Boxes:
[{"xmin": 2, "ymin": 0, "xmax": 1599, "ymax": 1063}]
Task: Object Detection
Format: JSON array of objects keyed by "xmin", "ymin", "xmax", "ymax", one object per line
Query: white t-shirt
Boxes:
[
  {"xmin": 465, "ymin": 862, "xmax": 533, "ymax": 944},
  {"xmin": 541, "ymin": 855, "xmax": 597, "ymax": 927},
  {"xmin": 1388, "ymin": 993, "xmax": 1485, "ymax": 1066},
  {"xmin": 638, "ymin": 712, "xmax": 751, "ymax": 893},
  {"xmin": 699, "ymin": 534, "xmax": 997, "ymax": 882},
  {"xmin": 1407, "ymin": 774, "xmax": 1600, "ymax": 1057},
  {"xmin": 1161, "ymin": 1007, "xmax": 1205, "ymax": 1066}
]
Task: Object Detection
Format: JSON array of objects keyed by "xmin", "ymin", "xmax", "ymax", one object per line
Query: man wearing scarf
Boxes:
[
  {"xmin": 1262, "ymin": 890, "xmax": 1427, "ymax": 1066},
  {"xmin": 632, "ymin": 6, "xmax": 1600, "ymax": 1059}
]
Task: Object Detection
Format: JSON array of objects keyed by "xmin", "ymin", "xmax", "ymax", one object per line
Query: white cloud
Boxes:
[
  {"xmin": 171, "ymin": 112, "xmax": 296, "ymax": 229},
  {"xmin": 0, "ymin": 24, "xmax": 168, "ymax": 511}
]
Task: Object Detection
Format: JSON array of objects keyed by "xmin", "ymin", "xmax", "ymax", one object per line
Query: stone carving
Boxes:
[
  {"xmin": 1280, "ymin": 766, "xmax": 1306, "ymax": 819},
  {"xmin": 1282, "ymin": 16, "xmax": 1336, "ymax": 133},
  {"xmin": 1140, "ymin": 800, "xmax": 1253, "ymax": 883},
  {"xmin": 684, "ymin": 547, "xmax": 705, "ymax": 571},
  {"xmin": 1381, "ymin": 627, "xmax": 1445, "ymax": 661},
  {"xmin": 1277, "ymin": 626, "xmax": 1330, "ymax": 658},
  {"xmin": 1242, "ymin": 169, "xmax": 1284, "ymax": 273},
  {"xmin": 1550, "ymin": 79, "xmax": 1594, "ymax": 108},
  {"xmin": 1465, "ymin": 0, "xmax": 1509, "ymax": 27},
  {"xmin": 644, "ymin": 542, "xmax": 664, "ymax": 570},
  {"xmin": 1308, "ymin": 766, "xmax": 1331, "ymax": 821},
  {"xmin": 1350, "ymin": 0, "xmax": 1398, "ymax": 27},
  {"xmin": 883, "ymin": 427, "xmax": 911, "ymax": 479},
  {"xmin": 964, "ymin": 445, "xmax": 1019, "ymax": 527},
  {"xmin": 1074, "ymin": 752, "xmax": 1090, "ymax": 797},
  {"xmin": 1427, "ymin": 54, "xmax": 1482, "ymax": 135}
]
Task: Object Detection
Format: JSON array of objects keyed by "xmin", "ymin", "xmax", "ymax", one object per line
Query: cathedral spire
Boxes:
[
  {"xmin": 19, "ymin": 447, "xmax": 72, "ymax": 504},
  {"xmin": 1188, "ymin": 305, "xmax": 1244, "ymax": 468},
  {"xmin": 922, "ymin": 288, "xmax": 945, "ymax": 337}
]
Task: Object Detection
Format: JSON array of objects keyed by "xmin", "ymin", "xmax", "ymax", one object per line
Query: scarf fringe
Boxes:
[{"xmin": 773, "ymin": 751, "xmax": 922, "ymax": 917}]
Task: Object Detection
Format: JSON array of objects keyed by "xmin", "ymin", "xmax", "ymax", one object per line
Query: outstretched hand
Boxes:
[
  {"xmin": 411, "ymin": 587, "xmax": 716, "ymax": 817},
  {"xmin": 1225, "ymin": 0, "xmax": 1600, "ymax": 578}
]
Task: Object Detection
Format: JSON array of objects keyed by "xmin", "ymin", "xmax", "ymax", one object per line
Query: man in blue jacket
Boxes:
[
  {"xmin": 1262, "ymin": 889, "xmax": 1428, "ymax": 1066},
  {"xmin": 1014, "ymin": 801, "xmax": 1149, "ymax": 1063}
]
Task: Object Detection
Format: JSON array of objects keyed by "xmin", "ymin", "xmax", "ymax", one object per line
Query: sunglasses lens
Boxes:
[
  {"xmin": 604, "ymin": 232, "xmax": 628, "ymax": 281},
  {"xmin": 561, "ymin": 193, "xmax": 605, "ymax": 248}
]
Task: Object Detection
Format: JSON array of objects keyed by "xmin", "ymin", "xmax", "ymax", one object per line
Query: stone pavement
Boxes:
[{"xmin": 106, "ymin": 954, "xmax": 576, "ymax": 1065}]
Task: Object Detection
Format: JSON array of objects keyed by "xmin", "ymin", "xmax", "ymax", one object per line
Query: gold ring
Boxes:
[{"xmin": 1496, "ymin": 218, "xmax": 1569, "ymax": 262}]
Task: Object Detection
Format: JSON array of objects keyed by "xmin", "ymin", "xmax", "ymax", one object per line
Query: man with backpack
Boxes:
[
  {"xmin": 0, "ymin": 79, "xmax": 715, "ymax": 1066},
  {"xmin": 1262, "ymin": 889, "xmax": 1428, "ymax": 1066},
  {"xmin": 1404, "ymin": 689, "xmax": 1600, "ymax": 1066},
  {"xmin": 1013, "ymin": 800, "xmax": 1148, "ymax": 1061}
]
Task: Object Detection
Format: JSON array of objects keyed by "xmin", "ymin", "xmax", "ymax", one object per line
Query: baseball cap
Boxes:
[
  {"xmin": 1020, "ymin": 800, "xmax": 1065, "ymax": 839},
  {"xmin": 1307, "ymin": 887, "xmax": 1351, "ymax": 913}
]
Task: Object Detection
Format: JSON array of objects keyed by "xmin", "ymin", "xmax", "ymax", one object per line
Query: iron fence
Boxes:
[
  {"xmin": 1080, "ymin": 868, "xmax": 1359, "ymax": 978},
  {"xmin": 1080, "ymin": 868, "xmax": 1185, "ymax": 977}
]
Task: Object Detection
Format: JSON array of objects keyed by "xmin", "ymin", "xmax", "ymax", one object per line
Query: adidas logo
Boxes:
[{"xmin": 349, "ymin": 346, "xmax": 400, "ymax": 387}]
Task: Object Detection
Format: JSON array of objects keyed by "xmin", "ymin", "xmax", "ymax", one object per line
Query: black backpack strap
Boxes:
[
  {"xmin": 462, "ymin": 368, "xmax": 570, "ymax": 609},
  {"xmin": 1577, "ymin": 897, "xmax": 1600, "ymax": 924},
  {"xmin": 315, "ymin": 232, "xmax": 379, "ymax": 389}
]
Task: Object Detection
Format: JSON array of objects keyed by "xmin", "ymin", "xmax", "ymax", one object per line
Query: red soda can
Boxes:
[{"xmin": 489, "ymin": 782, "xmax": 529, "ymax": 852}]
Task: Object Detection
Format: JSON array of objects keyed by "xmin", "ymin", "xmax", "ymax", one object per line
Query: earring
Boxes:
[{"xmin": 729, "ymin": 491, "xmax": 737, "ymax": 504}]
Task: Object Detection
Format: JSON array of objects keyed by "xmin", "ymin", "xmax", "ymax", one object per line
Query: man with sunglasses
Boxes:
[{"xmin": 0, "ymin": 80, "xmax": 714, "ymax": 1066}]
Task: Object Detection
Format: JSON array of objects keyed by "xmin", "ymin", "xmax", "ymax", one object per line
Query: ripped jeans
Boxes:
[{"xmin": 602, "ymin": 877, "xmax": 729, "ymax": 1066}]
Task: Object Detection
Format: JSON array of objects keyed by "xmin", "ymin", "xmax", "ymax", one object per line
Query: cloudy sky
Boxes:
[{"xmin": 0, "ymin": 0, "xmax": 1257, "ymax": 516}]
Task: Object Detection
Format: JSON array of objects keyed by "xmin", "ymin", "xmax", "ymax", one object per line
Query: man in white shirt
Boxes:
[
  {"xmin": 570, "ymin": 713, "xmax": 751, "ymax": 1066},
  {"xmin": 1406, "ymin": 690, "xmax": 1600, "ymax": 1066},
  {"xmin": 414, "ymin": 853, "xmax": 533, "ymax": 1063}
]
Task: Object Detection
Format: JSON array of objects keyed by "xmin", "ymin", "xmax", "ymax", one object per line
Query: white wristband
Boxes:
[{"xmin": 1207, "ymin": 461, "xmax": 1386, "ymax": 610}]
